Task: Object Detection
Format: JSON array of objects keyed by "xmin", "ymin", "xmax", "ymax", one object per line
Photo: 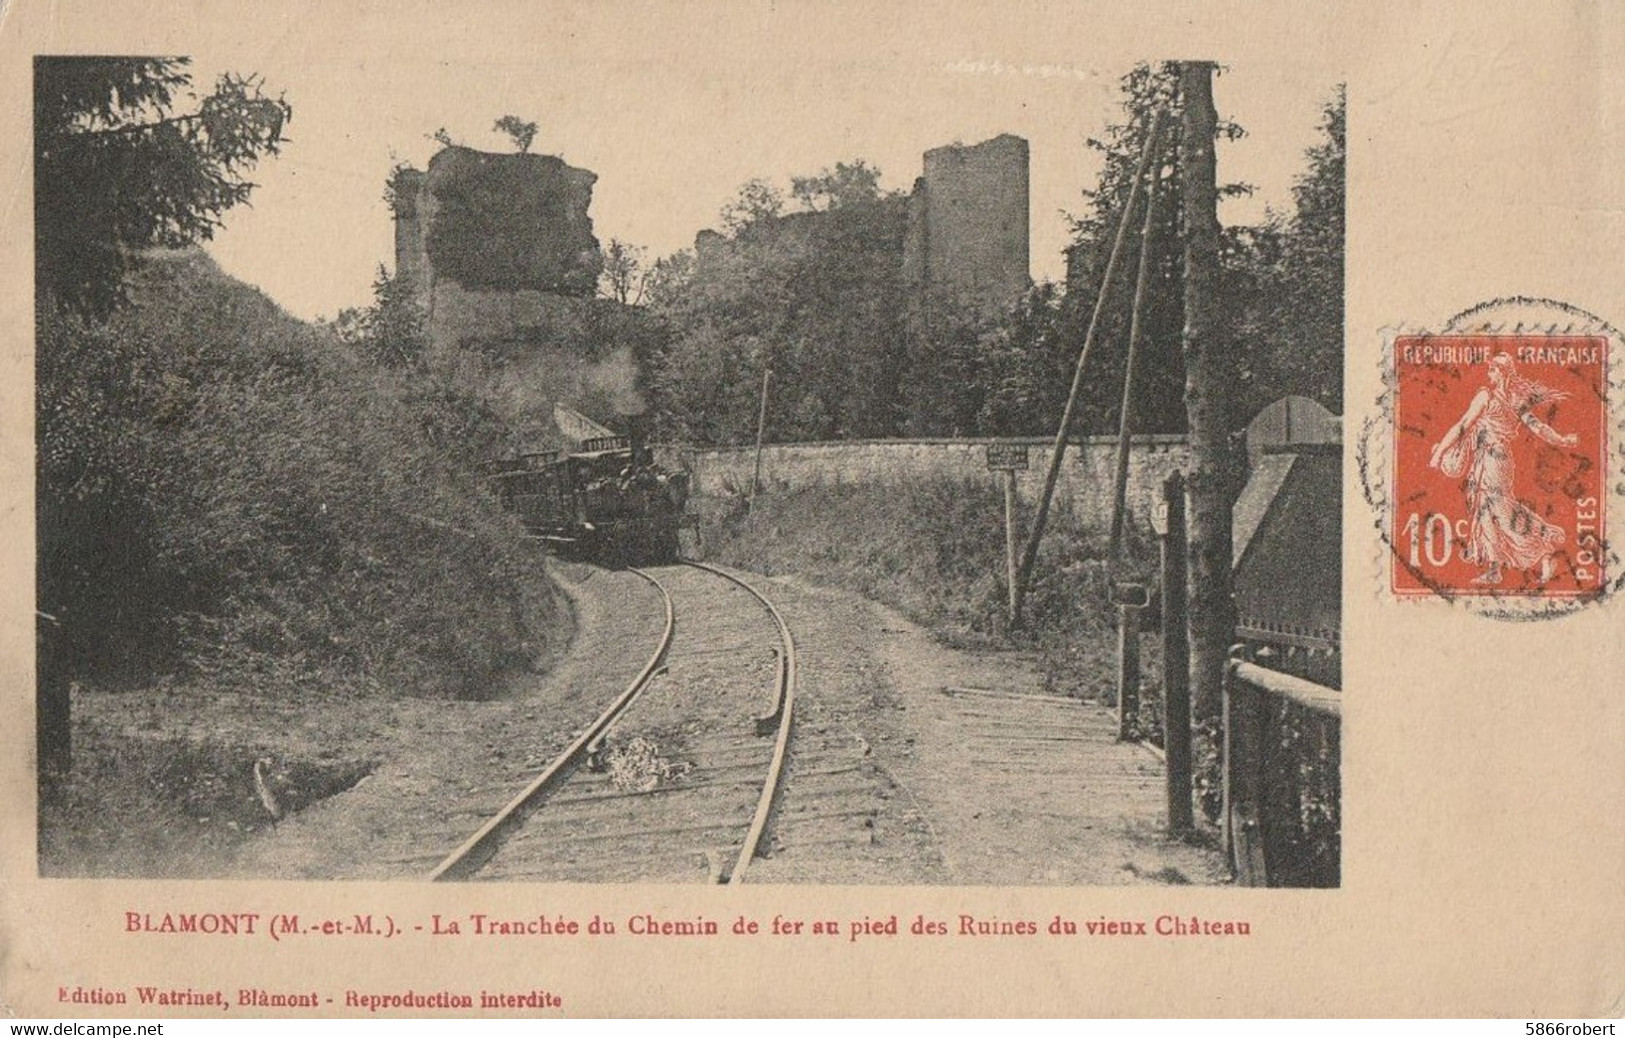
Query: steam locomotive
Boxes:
[{"xmin": 488, "ymin": 434, "xmax": 690, "ymax": 566}]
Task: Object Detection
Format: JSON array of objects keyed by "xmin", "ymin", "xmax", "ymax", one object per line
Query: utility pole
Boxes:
[
  {"xmin": 1158, "ymin": 471, "xmax": 1193, "ymax": 833},
  {"xmin": 1178, "ymin": 62, "xmax": 1236, "ymax": 739},
  {"xmin": 750, "ymin": 367, "xmax": 771, "ymax": 507},
  {"xmin": 1012, "ymin": 111, "xmax": 1166, "ymax": 623},
  {"xmin": 1108, "ymin": 150, "xmax": 1165, "ymax": 558},
  {"xmin": 1003, "ymin": 469, "xmax": 1019, "ymax": 621}
]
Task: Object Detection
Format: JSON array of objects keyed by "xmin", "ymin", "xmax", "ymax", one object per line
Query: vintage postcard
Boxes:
[{"xmin": 2, "ymin": 0, "xmax": 1622, "ymax": 1019}]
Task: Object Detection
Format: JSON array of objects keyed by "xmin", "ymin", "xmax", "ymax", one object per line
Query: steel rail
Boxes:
[
  {"xmin": 681, "ymin": 561, "xmax": 798, "ymax": 885},
  {"xmin": 428, "ymin": 568, "xmax": 675, "ymax": 881}
]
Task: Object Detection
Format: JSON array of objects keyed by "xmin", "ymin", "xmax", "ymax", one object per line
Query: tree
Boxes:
[
  {"xmin": 493, "ymin": 114, "xmax": 539, "ymax": 153},
  {"xmin": 1059, "ymin": 62, "xmax": 1251, "ymax": 437},
  {"xmin": 973, "ymin": 282, "xmax": 1071, "ymax": 435},
  {"xmin": 898, "ymin": 293, "xmax": 1007, "ymax": 437},
  {"xmin": 1236, "ymin": 86, "xmax": 1345, "ymax": 414},
  {"xmin": 791, "ymin": 160, "xmax": 890, "ymax": 211},
  {"xmin": 35, "ymin": 57, "xmax": 289, "ymax": 774},
  {"xmin": 34, "ymin": 57, "xmax": 291, "ymax": 318},
  {"xmin": 642, "ymin": 250, "xmax": 694, "ymax": 311},
  {"xmin": 599, "ymin": 238, "xmax": 650, "ymax": 305},
  {"xmin": 719, "ymin": 178, "xmax": 785, "ymax": 234},
  {"xmin": 352, "ymin": 265, "xmax": 429, "ymax": 368},
  {"xmin": 649, "ymin": 168, "xmax": 910, "ymax": 443}
]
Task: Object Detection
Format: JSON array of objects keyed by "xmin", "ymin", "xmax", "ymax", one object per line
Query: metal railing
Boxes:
[{"xmin": 1223, "ymin": 657, "xmax": 1341, "ymax": 887}]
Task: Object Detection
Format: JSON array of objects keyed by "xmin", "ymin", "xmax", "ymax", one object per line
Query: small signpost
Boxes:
[
  {"xmin": 1111, "ymin": 582, "xmax": 1150, "ymax": 742},
  {"xmin": 986, "ymin": 443, "xmax": 1029, "ymax": 622},
  {"xmin": 985, "ymin": 443, "xmax": 1029, "ymax": 472}
]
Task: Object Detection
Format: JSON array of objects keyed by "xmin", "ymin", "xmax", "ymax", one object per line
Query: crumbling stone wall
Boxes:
[
  {"xmin": 393, "ymin": 146, "xmax": 601, "ymax": 347},
  {"xmin": 903, "ymin": 134, "xmax": 1031, "ymax": 315},
  {"xmin": 391, "ymin": 167, "xmax": 428, "ymax": 290},
  {"xmin": 675, "ymin": 434, "xmax": 1188, "ymax": 536},
  {"xmin": 689, "ymin": 134, "xmax": 1029, "ymax": 327}
]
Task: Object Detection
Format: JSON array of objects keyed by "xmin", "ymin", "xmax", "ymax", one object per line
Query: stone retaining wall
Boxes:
[{"xmin": 665, "ymin": 435, "xmax": 1191, "ymax": 535}]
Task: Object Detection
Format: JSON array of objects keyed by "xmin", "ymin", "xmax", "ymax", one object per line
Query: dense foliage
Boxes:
[
  {"xmin": 1232, "ymin": 86, "xmax": 1346, "ymax": 414},
  {"xmin": 648, "ymin": 164, "xmax": 911, "ymax": 443},
  {"xmin": 1059, "ymin": 64, "xmax": 1345, "ymax": 427},
  {"xmin": 1056, "ymin": 63, "xmax": 1241, "ymax": 436},
  {"xmin": 900, "ymin": 281, "xmax": 1067, "ymax": 437},
  {"xmin": 34, "ymin": 56, "xmax": 290, "ymax": 319},
  {"xmin": 333, "ymin": 265, "xmax": 429, "ymax": 370},
  {"xmin": 36, "ymin": 59, "xmax": 567, "ymax": 701},
  {"xmin": 39, "ymin": 251, "xmax": 565, "ymax": 696},
  {"xmin": 642, "ymin": 65, "xmax": 1345, "ymax": 446}
]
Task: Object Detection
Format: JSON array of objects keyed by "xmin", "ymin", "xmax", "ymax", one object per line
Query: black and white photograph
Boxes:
[{"xmin": 34, "ymin": 45, "xmax": 1343, "ymax": 888}]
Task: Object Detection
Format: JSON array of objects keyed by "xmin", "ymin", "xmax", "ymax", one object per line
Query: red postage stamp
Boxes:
[{"xmin": 1392, "ymin": 333, "xmax": 1608, "ymax": 596}]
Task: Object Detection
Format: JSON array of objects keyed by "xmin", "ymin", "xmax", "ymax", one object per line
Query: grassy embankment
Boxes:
[
  {"xmin": 37, "ymin": 250, "xmax": 571, "ymax": 874},
  {"xmin": 697, "ymin": 475, "xmax": 1165, "ymax": 729}
]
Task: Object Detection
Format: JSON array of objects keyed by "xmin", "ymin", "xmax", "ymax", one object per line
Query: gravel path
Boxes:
[
  {"xmin": 746, "ymin": 574, "xmax": 1228, "ymax": 886},
  {"xmin": 57, "ymin": 561, "xmax": 1226, "ymax": 885}
]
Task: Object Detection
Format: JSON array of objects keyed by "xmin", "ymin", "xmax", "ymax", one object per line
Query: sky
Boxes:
[{"xmin": 177, "ymin": 12, "xmax": 1339, "ymax": 322}]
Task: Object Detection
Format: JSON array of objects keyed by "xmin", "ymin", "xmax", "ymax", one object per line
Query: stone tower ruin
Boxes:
[
  {"xmin": 902, "ymin": 133, "xmax": 1031, "ymax": 317},
  {"xmin": 391, "ymin": 145, "xmax": 601, "ymax": 348}
]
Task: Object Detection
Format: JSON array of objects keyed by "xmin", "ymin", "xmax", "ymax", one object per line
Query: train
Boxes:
[{"xmin": 488, "ymin": 434, "xmax": 690, "ymax": 566}]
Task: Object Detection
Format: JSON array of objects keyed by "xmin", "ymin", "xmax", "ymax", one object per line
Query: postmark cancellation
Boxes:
[{"xmin": 1368, "ymin": 299, "xmax": 1621, "ymax": 613}]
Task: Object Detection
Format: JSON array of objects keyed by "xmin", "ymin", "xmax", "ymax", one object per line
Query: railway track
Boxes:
[{"xmin": 429, "ymin": 561, "xmax": 796, "ymax": 884}]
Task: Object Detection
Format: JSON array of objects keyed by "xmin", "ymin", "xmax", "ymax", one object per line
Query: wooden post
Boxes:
[
  {"xmin": 1178, "ymin": 63, "xmax": 1236, "ymax": 747},
  {"xmin": 1159, "ymin": 471, "xmax": 1193, "ymax": 833},
  {"xmin": 36, "ymin": 612, "xmax": 70, "ymax": 777},
  {"xmin": 1108, "ymin": 148, "xmax": 1165, "ymax": 558},
  {"xmin": 1223, "ymin": 655, "xmax": 1269, "ymax": 885},
  {"xmin": 986, "ymin": 444, "xmax": 1030, "ymax": 622},
  {"xmin": 1116, "ymin": 604, "xmax": 1141, "ymax": 741},
  {"xmin": 1003, "ymin": 470, "xmax": 1019, "ymax": 623},
  {"xmin": 1221, "ymin": 658, "xmax": 1238, "ymax": 869},
  {"xmin": 1012, "ymin": 111, "xmax": 1166, "ymax": 624},
  {"xmin": 750, "ymin": 367, "xmax": 771, "ymax": 506}
]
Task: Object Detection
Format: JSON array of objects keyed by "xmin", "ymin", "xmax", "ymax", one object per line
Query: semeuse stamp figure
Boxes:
[
  {"xmin": 1393, "ymin": 332, "xmax": 1607, "ymax": 597},
  {"xmin": 1427, "ymin": 352, "xmax": 1578, "ymax": 585}
]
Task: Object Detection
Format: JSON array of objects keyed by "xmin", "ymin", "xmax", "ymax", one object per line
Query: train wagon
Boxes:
[{"xmin": 489, "ymin": 436, "xmax": 689, "ymax": 566}]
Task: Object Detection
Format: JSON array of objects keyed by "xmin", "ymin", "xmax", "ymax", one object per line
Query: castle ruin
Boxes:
[
  {"xmin": 392, "ymin": 146, "xmax": 602, "ymax": 348},
  {"xmin": 393, "ymin": 134, "xmax": 1030, "ymax": 350},
  {"xmin": 902, "ymin": 134, "xmax": 1031, "ymax": 318}
]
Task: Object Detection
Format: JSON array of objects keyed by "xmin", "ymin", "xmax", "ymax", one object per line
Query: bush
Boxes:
[
  {"xmin": 37, "ymin": 249, "xmax": 568, "ymax": 698},
  {"xmin": 700, "ymin": 475, "xmax": 1143, "ymax": 697}
]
